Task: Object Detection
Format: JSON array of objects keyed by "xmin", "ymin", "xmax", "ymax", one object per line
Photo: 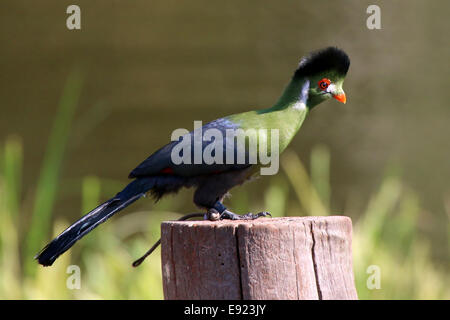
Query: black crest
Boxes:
[{"xmin": 294, "ymin": 47, "xmax": 350, "ymax": 78}]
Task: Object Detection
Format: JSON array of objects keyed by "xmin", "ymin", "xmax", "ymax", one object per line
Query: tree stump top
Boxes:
[
  {"xmin": 161, "ymin": 216, "xmax": 357, "ymax": 300},
  {"xmin": 163, "ymin": 215, "xmax": 351, "ymax": 227}
]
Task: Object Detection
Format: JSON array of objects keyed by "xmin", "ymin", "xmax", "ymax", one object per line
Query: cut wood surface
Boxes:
[{"xmin": 161, "ymin": 216, "xmax": 357, "ymax": 300}]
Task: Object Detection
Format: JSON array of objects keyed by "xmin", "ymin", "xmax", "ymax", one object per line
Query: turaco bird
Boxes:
[{"xmin": 36, "ymin": 47, "xmax": 350, "ymax": 267}]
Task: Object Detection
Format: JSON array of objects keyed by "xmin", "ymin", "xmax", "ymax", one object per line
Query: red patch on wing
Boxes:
[{"xmin": 161, "ymin": 167, "xmax": 174, "ymax": 174}]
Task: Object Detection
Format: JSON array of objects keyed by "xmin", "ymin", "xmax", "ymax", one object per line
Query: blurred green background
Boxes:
[{"xmin": 0, "ymin": 0, "xmax": 448, "ymax": 299}]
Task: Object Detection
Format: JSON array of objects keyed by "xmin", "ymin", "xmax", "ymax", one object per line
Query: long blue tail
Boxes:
[{"xmin": 35, "ymin": 178, "xmax": 155, "ymax": 266}]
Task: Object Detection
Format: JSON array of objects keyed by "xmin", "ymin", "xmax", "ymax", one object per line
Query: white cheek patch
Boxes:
[{"xmin": 326, "ymin": 83, "xmax": 336, "ymax": 94}]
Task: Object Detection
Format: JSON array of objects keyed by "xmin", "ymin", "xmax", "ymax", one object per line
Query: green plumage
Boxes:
[{"xmin": 226, "ymin": 78, "xmax": 309, "ymax": 155}]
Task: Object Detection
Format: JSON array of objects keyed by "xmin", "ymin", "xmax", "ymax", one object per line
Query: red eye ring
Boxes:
[{"xmin": 318, "ymin": 78, "xmax": 331, "ymax": 91}]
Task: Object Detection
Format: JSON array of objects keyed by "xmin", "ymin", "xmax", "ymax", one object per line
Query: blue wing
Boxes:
[{"xmin": 129, "ymin": 118, "xmax": 252, "ymax": 178}]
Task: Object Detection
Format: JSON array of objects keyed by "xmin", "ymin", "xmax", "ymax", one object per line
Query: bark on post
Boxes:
[{"xmin": 161, "ymin": 216, "xmax": 358, "ymax": 300}]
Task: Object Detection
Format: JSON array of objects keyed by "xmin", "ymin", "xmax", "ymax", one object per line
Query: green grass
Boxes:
[{"xmin": 0, "ymin": 78, "xmax": 448, "ymax": 299}]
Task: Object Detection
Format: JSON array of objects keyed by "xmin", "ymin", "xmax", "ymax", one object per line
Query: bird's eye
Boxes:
[{"xmin": 318, "ymin": 78, "xmax": 331, "ymax": 91}]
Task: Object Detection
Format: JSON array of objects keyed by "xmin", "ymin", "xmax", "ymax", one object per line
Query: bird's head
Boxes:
[{"xmin": 294, "ymin": 47, "xmax": 350, "ymax": 109}]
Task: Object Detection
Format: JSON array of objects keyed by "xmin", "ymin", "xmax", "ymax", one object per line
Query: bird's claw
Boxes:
[
  {"xmin": 219, "ymin": 210, "xmax": 272, "ymax": 220},
  {"xmin": 255, "ymin": 211, "xmax": 272, "ymax": 218}
]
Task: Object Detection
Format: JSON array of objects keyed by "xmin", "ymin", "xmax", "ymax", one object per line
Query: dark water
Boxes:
[{"xmin": 1, "ymin": 1, "xmax": 449, "ymax": 250}]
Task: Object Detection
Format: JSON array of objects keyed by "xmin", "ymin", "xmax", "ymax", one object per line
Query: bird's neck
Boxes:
[
  {"xmin": 248, "ymin": 76, "xmax": 310, "ymax": 153},
  {"xmin": 270, "ymin": 76, "xmax": 310, "ymax": 111}
]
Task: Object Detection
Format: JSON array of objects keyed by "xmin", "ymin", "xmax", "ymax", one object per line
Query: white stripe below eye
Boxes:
[{"xmin": 326, "ymin": 83, "xmax": 336, "ymax": 94}]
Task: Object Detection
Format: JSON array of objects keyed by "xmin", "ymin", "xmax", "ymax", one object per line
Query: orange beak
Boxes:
[{"xmin": 332, "ymin": 92, "xmax": 346, "ymax": 104}]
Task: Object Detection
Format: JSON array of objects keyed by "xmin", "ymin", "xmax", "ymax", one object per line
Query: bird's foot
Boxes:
[
  {"xmin": 219, "ymin": 210, "xmax": 272, "ymax": 220},
  {"xmin": 206, "ymin": 201, "xmax": 271, "ymax": 221}
]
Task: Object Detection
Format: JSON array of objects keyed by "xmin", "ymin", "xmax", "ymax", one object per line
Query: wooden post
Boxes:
[{"xmin": 161, "ymin": 216, "xmax": 358, "ymax": 300}]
